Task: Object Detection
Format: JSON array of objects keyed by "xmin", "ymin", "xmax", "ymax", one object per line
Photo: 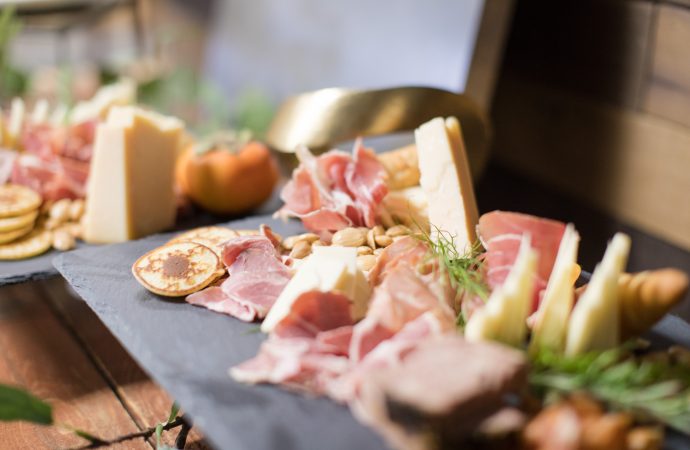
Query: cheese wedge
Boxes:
[
  {"xmin": 262, "ymin": 246, "xmax": 371, "ymax": 332},
  {"xmin": 31, "ymin": 99, "xmax": 49, "ymax": 124},
  {"xmin": 379, "ymin": 186, "xmax": 429, "ymax": 232},
  {"xmin": 465, "ymin": 235, "xmax": 537, "ymax": 347},
  {"xmin": 262, "ymin": 254, "xmax": 350, "ymax": 332},
  {"xmin": 70, "ymin": 79, "xmax": 136, "ymax": 124},
  {"xmin": 82, "ymin": 106, "xmax": 182, "ymax": 243},
  {"xmin": 565, "ymin": 233, "xmax": 631, "ymax": 356},
  {"xmin": 529, "ymin": 224, "xmax": 580, "ymax": 356},
  {"xmin": 312, "ymin": 245, "xmax": 371, "ymax": 320},
  {"xmin": 415, "ymin": 117, "xmax": 478, "ymax": 254},
  {"xmin": 7, "ymin": 98, "xmax": 25, "ymax": 149}
]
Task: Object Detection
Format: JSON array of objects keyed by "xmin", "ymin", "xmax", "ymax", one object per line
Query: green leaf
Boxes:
[
  {"xmin": 167, "ymin": 402, "xmax": 180, "ymax": 424},
  {"xmin": 0, "ymin": 384, "xmax": 53, "ymax": 425},
  {"xmin": 155, "ymin": 422, "xmax": 164, "ymax": 448}
]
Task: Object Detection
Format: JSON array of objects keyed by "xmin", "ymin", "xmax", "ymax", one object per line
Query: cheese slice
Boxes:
[
  {"xmin": 529, "ymin": 224, "xmax": 580, "ymax": 356},
  {"xmin": 261, "ymin": 252, "xmax": 350, "ymax": 333},
  {"xmin": 82, "ymin": 106, "xmax": 182, "ymax": 243},
  {"xmin": 7, "ymin": 98, "xmax": 25, "ymax": 149},
  {"xmin": 379, "ymin": 186, "xmax": 429, "ymax": 232},
  {"xmin": 70, "ymin": 78, "xmax": 136, "ymax": 124},
  {"xmin": 31, "ymin": 99, "xmax": 49, "ymax": 124},
  {"xmin": 565, "ymin": 233, "xmax": 630, "ymax": 356},
  {"xmin": 415, "ymin": 117, "xmax": 478, "ymax": 254},
  {"xmin": 465, "ymin": 235, "xmax": 537, "ymax": 347},
  {"xmin": 312, "ymin": 245, "xmax": 371, "ymax": 320}
]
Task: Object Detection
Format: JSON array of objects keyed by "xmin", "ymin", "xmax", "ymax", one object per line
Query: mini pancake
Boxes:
[
  {"xmin": 0, "ymin": 210, "xmax": 38, "ymax": 233},
  {"xmin": 0, "ymin": 229, "xmax": 52, "ymax": 260},
  {"xmin": 132, "ymin": 242, "xmax": 224, "ymax": 297},
  {"xmin": 167, "ymin": 226, "xmax": 239, "ymax": 257},
  {"xmin": 0, "ymin": 223, "xmax": 34, "ymax": 244},
  {"xmin": 0, "ymin": 184, "xmax": 41, "ymax": 218}
]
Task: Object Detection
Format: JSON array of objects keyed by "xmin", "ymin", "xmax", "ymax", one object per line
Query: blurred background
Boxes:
[{"xmin": 1, "ymin": 0, "xmax": 689, "ymax": 253}]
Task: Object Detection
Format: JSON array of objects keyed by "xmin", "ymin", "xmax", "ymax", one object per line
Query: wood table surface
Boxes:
[{"xmin": 0, "ymin": 278, "xmax": 210, "ymax": 449}]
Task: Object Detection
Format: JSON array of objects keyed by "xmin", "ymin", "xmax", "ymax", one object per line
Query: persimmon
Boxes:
[{"xmin": 176, "ymin": 132, "xmax": 279, "ymax": 215}]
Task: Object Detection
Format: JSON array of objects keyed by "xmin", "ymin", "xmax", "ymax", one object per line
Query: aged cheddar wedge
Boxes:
[
  {"xmin": 83, "ymin": 106, "xmax": 182, "ymax": 243},
  {"xmin": 415, "ymin": 117, "xmax": 478, "ymax": 254},
  {"xmin": 565, "ymin": 233, "xmax": 631, "ymax": 356},
  {"xmin": 465, "ymin": 235, "xmax": 537, "ymax": 347},
  {"xmin": 529, "ymin": 224, "xmax": 580, "ymax": 355}
]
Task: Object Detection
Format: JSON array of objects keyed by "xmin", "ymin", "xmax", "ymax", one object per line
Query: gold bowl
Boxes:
[{"xmin": 265, "ymin": 86, "xmax": 490, "ymax": 178}]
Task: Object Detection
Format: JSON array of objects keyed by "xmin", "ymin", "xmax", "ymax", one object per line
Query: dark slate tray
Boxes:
[
  {"xmin": 0, "ymin": 191, "xmax": 283, "ymax": 287},
  {"xmin": 54, "ymin": 215, "xmax": 385, "ymax": 450},
  {"xmin": 54, "ymin": 213, "xmax": 690, "ymax": 450}
]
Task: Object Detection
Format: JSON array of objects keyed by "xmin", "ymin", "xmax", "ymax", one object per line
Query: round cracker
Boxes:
[
  {"xmin": 0, "ymin": 184, "xmax": 41, "ymax": 218},
  {"xmin": 0, "ymin": 210, "xmax": 38, "ymax": 233},
  {"xmin": 132, "ymin": 241, "xmax": 223, "ymax": 297},
  {"xmin": 167, "ymin": 226, "xmax": 239, "ymax": 257},
  {"xmin": 0, "ymin": 229, "xmax": 52, "ymax": 260},
  {"xmin": 0, "ymin": 223, "xmax": 34, "ymax": 244}
]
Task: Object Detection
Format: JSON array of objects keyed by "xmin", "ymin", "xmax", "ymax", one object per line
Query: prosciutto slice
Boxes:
[
  {"xmin": 277, "ymin": 140, "xmax": 388, "ymax": 233},
  {"xmin": 186, "ymin": 235, "xmax": 291, "ymax": 321},
  {"xmin": 478, "ymin": 211, "xmax": 566, "ymax": 312},
  {"xmin": 231, "ymin": 291, "xmax": 354, "ymax": 393}
]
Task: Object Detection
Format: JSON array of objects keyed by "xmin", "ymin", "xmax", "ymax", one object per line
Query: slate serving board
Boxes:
[
  {"xmin": 54, "ymin": 215, "xmax": 385, "ymax": 450},
  {"xmin": 54, "ymin": 213, "xmax": 690, "ymax": 450}
]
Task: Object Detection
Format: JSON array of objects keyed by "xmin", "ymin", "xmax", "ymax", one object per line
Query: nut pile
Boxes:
[
  {"xmin": 42, "ymin": 198, "xmax": 85, "ymax": 251},
  {"xmin": 280, "ymin": 225, "xmax": 414, "ymax": 272}
]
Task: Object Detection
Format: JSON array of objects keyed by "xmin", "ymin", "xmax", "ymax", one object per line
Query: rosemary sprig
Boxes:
[
  {"xmin": 415, "ymin": 224, "xmax": 488, "ymax": 301},
  {"xmin": 530, "ymin": 346, "xmax": 690, "ymax": 435}
]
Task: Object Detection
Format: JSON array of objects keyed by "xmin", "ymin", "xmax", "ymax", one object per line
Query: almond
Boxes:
[
  {"xmin": 290, "ymin": 240, "xmax": 312, "ymax": 259},
  {"xmin": 385, "ymin": 225, "xmax": 411, "ymax": 237},
  {"xmin": 283, "ymin": 233, "xmax": 320, "ymax": 250},
  {"xmin": 332, "ymin": 227, "xmax": 366, "ymax": 247},
  {"xmin": 357, "ymin": 254, "xmax": 377, "ymax": 272},
  {"xmin": 374, "ymin": 234, "xmax": 393, "ymax": 247},
  {"xmin": 357, "ymin": 246, "xmax": 373, "ymax": 256}
]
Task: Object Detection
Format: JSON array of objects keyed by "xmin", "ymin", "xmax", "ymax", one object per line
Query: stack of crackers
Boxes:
[{"xmin": 0, "ymin": 184, "xmax": 52, "ymax": 260}]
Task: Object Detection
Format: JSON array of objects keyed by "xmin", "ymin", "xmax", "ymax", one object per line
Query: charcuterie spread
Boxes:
[{"xmin": 133, "ymin": 116, "xmax": 690, "ymax": 450}]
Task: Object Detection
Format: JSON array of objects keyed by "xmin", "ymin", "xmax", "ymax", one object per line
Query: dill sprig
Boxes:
[
  {"xmin": 415, "ymin": 225, "xmax": 488, "ymax": 301},
  {"xmin": 530, "ymin": 346, "xmax": 690, "ymax": 435}
]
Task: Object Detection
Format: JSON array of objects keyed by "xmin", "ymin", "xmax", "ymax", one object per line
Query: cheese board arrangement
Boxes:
[
  {"xmin": 0, "ymin": 80, "xmax": 280, "ymax": 286},
  {"xmin": 56, "ymin": 114, "xmax": 690, "ymax": 450}
]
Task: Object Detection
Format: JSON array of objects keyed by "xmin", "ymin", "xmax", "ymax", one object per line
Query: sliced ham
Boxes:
[
  {"xmin": 276, "ymin": 140, "xmax": 388, "ymax": 233},
  {"xmin": 349, "ymin": 263, "xmax": 456, "ymax": 362},
  {"xmin": 0, "ymin": 149, "xmax": 16, "ymax": 185},
  {"xmin": 367, "ymin": 236, "xmax": 429, "ymax": 287},
  {"xmin": 478, "ymin": 211, "xmax": 566, "ymax": 312},
  {"xmin": 231, "ymin": 291, "xmax": 355, "ymax": 393},
  {"xmin": 11, "ymin": 153, "xmax": 88, "ymax": 200},
  {"xmin": 187, "ymin": 236, "xmax": 291, "ymax": 322}
]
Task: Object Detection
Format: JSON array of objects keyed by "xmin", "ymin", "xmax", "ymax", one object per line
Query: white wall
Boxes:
[{"xmin": 204, "ymin": 0, "xmax": 485, "ymax": 103}]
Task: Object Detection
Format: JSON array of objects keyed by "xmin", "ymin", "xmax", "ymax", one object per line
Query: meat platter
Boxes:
[{"xmin": 55, "ymin": 116, "xmax": 690, "ymax": 450}]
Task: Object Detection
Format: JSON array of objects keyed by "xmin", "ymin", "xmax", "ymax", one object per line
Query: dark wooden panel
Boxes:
[
  {"xmin": 491, "ymin": 77, "xmax": 690, "ymax": 251},
  {"xmin": 0, "ymin": 283, "xmax": 147, "ymax": 449},
  {"xmin": 501, "ymin": 0, "xmax": 654, "ymax": 108},
  {"xmin": 643, "ymin": 4, "xmax": 690, "ymax": 128}
]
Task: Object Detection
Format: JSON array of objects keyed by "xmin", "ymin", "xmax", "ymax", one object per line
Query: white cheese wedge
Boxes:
[
  {"xmin": 50, "ymin": 104, "xmax": 68, "ymax": 126},
  {"xmin": 7, "ymin": 98, "xmax": 25, "ymax": 149},
  {"xmin": 529, "ymin": 224, "xmax": 580, "ymax": 355},
  {"xmin": 565, "ymin": 233, "xmax": 631, "ymax": 356},
  {"xmin": 82, "ymin": 106, "xmax": 182, "ymax": 243},
  {"xmin": 31, "ymin": 99, "xmax": 49, "ymax": 124},
  {"xmin": 262, "ymin": 249, "xmax": 354, "ymax": 333},
  {"xmin": 70, "ymin": 78, "xmax": 136, "ymax": 124},
  {"xmin": 379, "ymin": 186, "xmax": 430, "ymax": 232},
  {"xmin": 465, "ymin": 235, "xmax": 537, "ymax": 347},
  {"xmin": 415, "ymin": 117, "xmax": 479, "ymax": 254},
  {"xmin": 312, "ymin": 245, "xmax": 371, "ymax": 320}
]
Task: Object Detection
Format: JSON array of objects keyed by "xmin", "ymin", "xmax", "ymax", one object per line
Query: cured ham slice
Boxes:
[
  {"xmin": 276, "ymin": 140, "xmax": 388, "ymax": 233},
  {"xmin": 478, "ymin": 211, "xmax": 566, "ymax": 311},
  {"xmin": 0, "ymin": 149, "xmax": 16, "ymax": 185},
  {"xmin": 349, "ymin": 263, "xmax": 456, "ymax": 362},
  {"xmin": 231, "ymin": 291, "xmax": 355, "ymax": 393},
  {"xmin": 367, "ymin": 236, "xmax": 429, "ymax": 287},
  {"xmin": 11, "ymin": 153, "xmax": 88, "ymax": 200},
  {"xmin": 186, "ymin": 235, "xmax": 291, "ymax": 322}
]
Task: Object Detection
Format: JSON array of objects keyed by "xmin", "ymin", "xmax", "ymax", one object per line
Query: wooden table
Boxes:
[{"xmin": 0, "ymin": 278, "xmax": 209, "ymax": 449}]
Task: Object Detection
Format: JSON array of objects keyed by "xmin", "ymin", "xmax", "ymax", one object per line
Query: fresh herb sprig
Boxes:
[
  {"xmin": 415, "ymin": 224, "xmax": 488, "ymax": 301},
  {"xmin": 530, "ymin": 346, "xmax": 690, "ymax": 435}
]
